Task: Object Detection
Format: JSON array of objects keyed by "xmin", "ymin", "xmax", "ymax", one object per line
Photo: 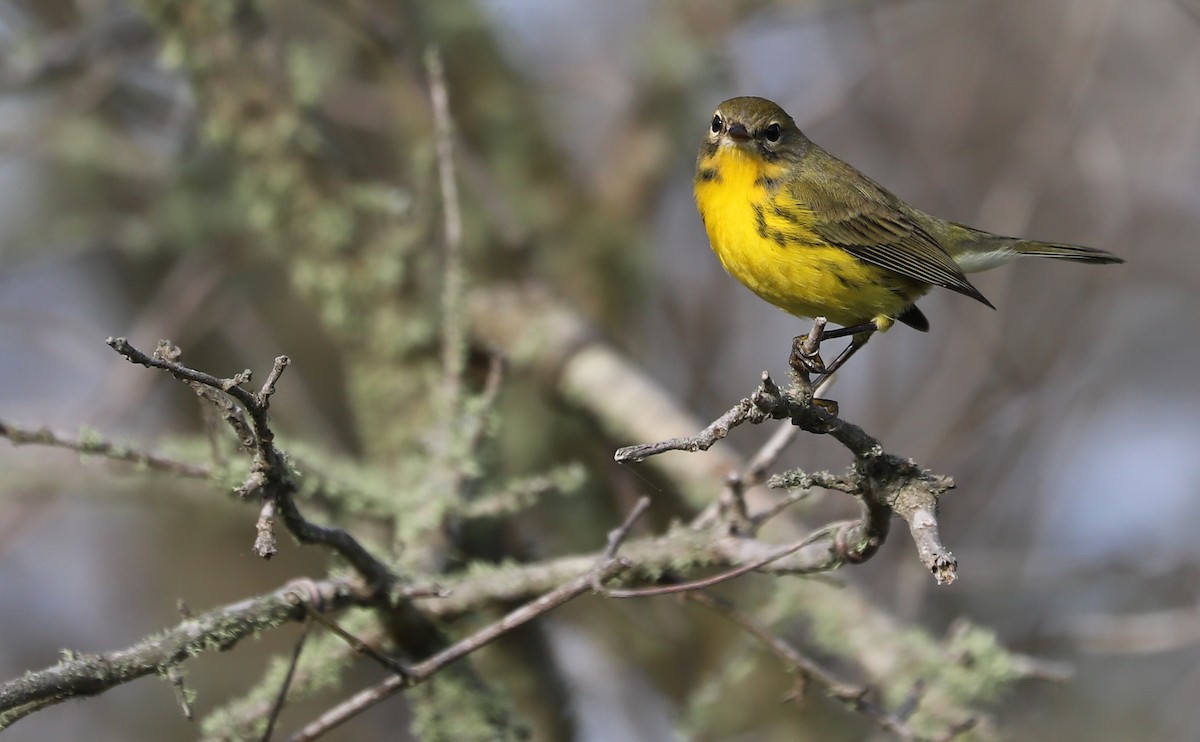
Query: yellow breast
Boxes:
[{"xmin": 694, "ymin": 146, "xmax": 913, "ymax": 329}]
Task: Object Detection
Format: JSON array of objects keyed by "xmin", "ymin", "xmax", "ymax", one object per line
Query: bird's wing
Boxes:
[{"xmin": 799, "ymin": 154, "xmax": 994, "ymax": 308}]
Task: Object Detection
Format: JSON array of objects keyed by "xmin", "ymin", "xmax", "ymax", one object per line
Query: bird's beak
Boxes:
[{"xmin": 726, "ymin": 122, "xmax": 751, "ymax": 142}]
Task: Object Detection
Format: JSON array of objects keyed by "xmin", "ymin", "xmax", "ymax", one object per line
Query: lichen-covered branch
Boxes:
[
  {"xmin": 0, "ymin": 420, "xmax": 211, "ymax": 478},
  {"xmin": 105, "ymin": 337, "xmax": 398, "ymax": 593},
  {"xmin": 0, "ymin": 577, "xmax": 370, "ymax": 730},
  {"xmin": 616, "ymin": 363, "xmax": 958, "ymax": 585}
]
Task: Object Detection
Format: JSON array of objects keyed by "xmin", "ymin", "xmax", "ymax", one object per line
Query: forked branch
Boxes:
[{"xmin": 615, "ymin": 319, "xmax": 959, "ymax": 585}]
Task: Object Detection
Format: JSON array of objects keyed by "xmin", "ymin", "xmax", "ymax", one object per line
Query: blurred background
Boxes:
[{"xmin": 1, "ymin": 0, "xmax": 1198, "ymax": 739}]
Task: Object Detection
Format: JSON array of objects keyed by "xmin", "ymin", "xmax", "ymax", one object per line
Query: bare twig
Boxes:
[
  {"xmin": 601, "ymin": 496, "xmax": 652, "ymax": 562},
  {"xmin": 689, "ymin": 591, "xmax": 978, "ymax": 741},
  {"xmin": 262, "ymin": 617, "xmax": 313, "ymax": 742},
  {"xmin": 592, "ymin": 496, "xmax": 651, "ymax": 591},
  {"xmin": 258, "ymin": 356, "xmax": 290, "ymax": 407},
  {"xmin": 800, "ymin": 317, "xmax": 827, "ymax": 358},
  {"xmin": 302, "ymin": 606, "xmax": 410, "ymax": 676},
  {"xmin": 686, "ymin": 588, "xmax": 916, "ymax": 734},
  {"xmin": 614, "ymin": 372, "xmax": 788, "ymax": 463},
  {"xmin": 291, "ymin": 559, "xmax": 629, "ymax": 741},
  {"xmin": 741, "ymin": 421, "xmax": 798, "ymax": 487},
  {"xmin": 105, "ymin": 338, "xmax": 397, "ymax": 591}
]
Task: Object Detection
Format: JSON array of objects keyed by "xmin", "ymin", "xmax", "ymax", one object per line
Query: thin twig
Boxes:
[
  {"xmin": 604, "ymin": 529, "xmax": 827, "ymax": 598},
  {"xmin": 602, "ymin": 496, "xmax": 652, "ymax": 561},
  {"xmin": 614, "ymin": 372, "xmax": 787, "ymax": 463},
  {"xmin": 741, "ymin": 422, "xmax": 798, "ymax": 487},
  {"xmin": 685, "ymin": 591, "xmax": 864, "ymax": 699},
  {"xmin": 107, "ymin": 338, "xmax": 254, "ymax": 402},
  {"xmin": 302, "ymin": 606, "xmax": 410, "ymax": 676},
  {"xmin": 0, "ymin": 420, "xmax": 210, "ymax": 478},
  {"xmin": 261, "ymin": 617, "xmax": 313, "ymax": 742},
  {"xmin": 592, "ymin": 496, "xmax": 651, "ymax": 591},
  {"xmin": 290, "ymin": 559, "xmax": 629, "ymax": 741},
  {"xmin": 686, "ymin": 591, "xmax": 950, "ymax": 741}
]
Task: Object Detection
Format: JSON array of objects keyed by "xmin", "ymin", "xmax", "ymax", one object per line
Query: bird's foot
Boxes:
[
  {"xmin": 789, "ymin": 334, "xmax": 827, "ymax": 376},
  {"xmin": 812, "ymin": 398, "xmax": 839, "ymax": 417},
  {"xmin": 790, "ymin": 318, "xmax": 830, "ymax": 377}
]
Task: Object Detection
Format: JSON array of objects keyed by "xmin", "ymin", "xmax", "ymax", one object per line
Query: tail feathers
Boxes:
[
  {"xmin": 897, "ymin": 304, "xmax": 930, "ymax": 332},
  {"xmin": 1013, "ymin": 241, "xmax": 1124, "ymax": 264}
]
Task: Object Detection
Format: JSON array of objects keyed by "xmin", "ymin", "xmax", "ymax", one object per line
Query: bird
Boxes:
[{"xmin": 694, "ymin": 95, "xmax": 1123, "ymax": 379}]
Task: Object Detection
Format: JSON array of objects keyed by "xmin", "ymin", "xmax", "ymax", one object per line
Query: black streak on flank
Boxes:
[
  {"xmin": 697, "ymin": 167, "xmax": 721, "ymax": 183},
  {"xmin": 770, "ymin": 230, "xmax": 788, "ymax": 247},
  {"xmin": 770, "ymin": 203, "xmax": 801, "ymax": 224},
  {"xmin": 755, "ymin": 175, "xmax": 782, "ymax": 192},
  {"xmin": 753, "ymin": 204, "xmax": 768, "ymax": 239}
]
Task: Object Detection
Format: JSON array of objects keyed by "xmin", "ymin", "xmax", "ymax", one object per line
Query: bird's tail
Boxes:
[{"xmin": 1012, "ymin": 240, "xmax": 1124, "ymax": 264}]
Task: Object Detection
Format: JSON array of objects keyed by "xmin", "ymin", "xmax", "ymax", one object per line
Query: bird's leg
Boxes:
[
  {"xmin": 790, "ymin": 320, "xmax": 877, "ymax": 377},
  {"xmin": 812, "ymin": 330, "xmax": 873, "ymax": 389},
  {"xmin": 819, "ymin": 322, "xmax": 878, "ymax": 340}
]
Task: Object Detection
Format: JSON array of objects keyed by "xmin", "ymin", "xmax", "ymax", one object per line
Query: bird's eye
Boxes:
[
  {"xmin": 711, "ymin": 114, "xmax": 723, "ymax": 134},
  {"xmin": 765, "ymin": 123, "xmax": 781, "ymax": 142}
]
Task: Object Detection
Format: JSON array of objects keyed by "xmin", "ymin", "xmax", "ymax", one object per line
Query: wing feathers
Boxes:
[{"xmin": 797, "ymin": 150, "xmax": 994, "ymax": 309}]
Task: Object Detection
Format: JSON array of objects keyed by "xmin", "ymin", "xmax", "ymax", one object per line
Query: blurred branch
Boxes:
[
  {"xmin": 427, "ymin": 46, "xmax": 467, "ymax": 414},
  {"xmin": 1064, "ymin": 601, "xmax": 1200, "ymax": 655},
  {"xmin": 469, "ymin": 283, "xmax": 755, "ymax": 511},
  {"xmin": 686, "ymin": 591, "xmax": 977, "ymax": 742},
  {"xmin": 0, "ymin": 419, "xmax": 210, "ymax": 478}
]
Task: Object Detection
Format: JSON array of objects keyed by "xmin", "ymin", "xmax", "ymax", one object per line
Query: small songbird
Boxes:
[{"xmin": 694, "ymin": 96, "xmax": 1123, "ymax": 375}]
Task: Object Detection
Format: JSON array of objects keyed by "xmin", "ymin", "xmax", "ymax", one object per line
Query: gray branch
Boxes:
[
  {"xmin": 617, "ymin": 369, "xmax": 958, "ymax": 585},
  {"xmin": 0, "ymin": 577, "xmax": 370, "ymax": 729},
  {"xmin": 105, "ymin": 337, "xmax": 398, "ymax": 592}
]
